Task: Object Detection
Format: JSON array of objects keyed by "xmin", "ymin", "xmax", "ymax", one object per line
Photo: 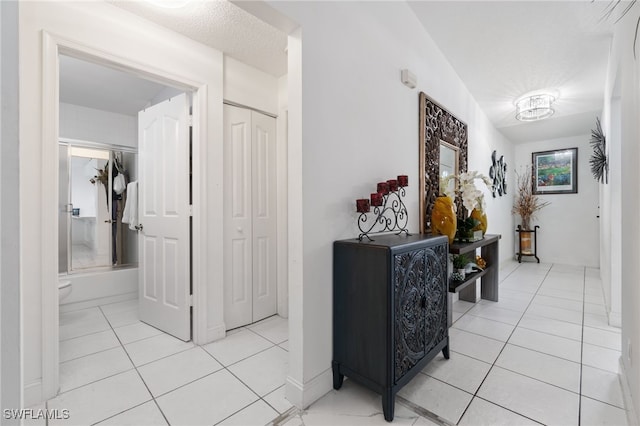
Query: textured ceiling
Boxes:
[
  {"xmin": 408, "ymin": 1, "xmax": 615, "ymax": 143},
  {"xmin": 110, "ymin": 0, "xmax": 288, "ymax": 77}
]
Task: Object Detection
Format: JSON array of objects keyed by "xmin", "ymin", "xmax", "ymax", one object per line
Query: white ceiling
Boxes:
[
  {"xmin": 110, "ymin": 0, "xmax": 288, "ymax": 77},
  {"xmin": 65, "ymin": 1, "xmax": 615, "ymax": 145},
  {"xmin": 408, "ymin": 1, "xmax": 615, "ymax": 143},
  {"xmin": 59, "ymin": 54, "xmax": 176, "ymax": 115}
]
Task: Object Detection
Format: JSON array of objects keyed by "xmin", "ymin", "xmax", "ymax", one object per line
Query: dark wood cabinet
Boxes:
[{"xmin": 332, "ymin": 234, "xmax": 449, "ymax": 421}]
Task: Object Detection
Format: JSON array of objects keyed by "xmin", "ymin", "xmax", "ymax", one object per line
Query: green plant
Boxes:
[
  {"xmin": 457, "ymin": 217, "xmax": 480, "ymax": 237},
  {"xmin": 452, "ymin": 253, "xmax": 470, "ymax": 269}
]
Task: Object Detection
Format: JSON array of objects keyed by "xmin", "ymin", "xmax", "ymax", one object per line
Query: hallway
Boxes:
[{"xmin": 281, "ymin": 261, "xmax": 626, "ymax": 426}]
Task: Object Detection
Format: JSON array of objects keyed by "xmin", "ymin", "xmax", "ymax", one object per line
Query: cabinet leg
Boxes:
[
  {"xmin": 534, "ymin": 255, "xmax": 540, "ymax": 263},
  {"xmin": 382, "ymin": 389, "xmax": 395, "ymax": 422},
  {"xmin": 332, "ymin": 361, "xmax": 344, "ymax": 390},
  {"xmin": 442, "ymin": 344, "xmax": 450, "ymax": 359}
]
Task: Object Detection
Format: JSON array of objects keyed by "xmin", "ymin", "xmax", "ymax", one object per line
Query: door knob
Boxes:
[
  {"xmin": 135, "ymin": 224, "xmax": 144, "ymax": 231},
  {"xmin": 237, "ymin": 227, "xmax": 243, "ymax": 233}
]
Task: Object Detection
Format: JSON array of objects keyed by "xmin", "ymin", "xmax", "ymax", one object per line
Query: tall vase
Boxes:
[
  {"xmin": 520, "ymin": 230, "xmax": 533, "ymax": 254},
  {"xmin": 431, "ymin": 196, "xmax": 457, "ymax": 244},
  {"xmin": 470, "ymin": 207, "xmax": 488, "ymax": 235}
]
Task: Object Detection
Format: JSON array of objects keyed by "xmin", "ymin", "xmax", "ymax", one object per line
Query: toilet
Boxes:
[{"xmin": 59, "ymin": 280, "xmax": 72, "ymax": 302}]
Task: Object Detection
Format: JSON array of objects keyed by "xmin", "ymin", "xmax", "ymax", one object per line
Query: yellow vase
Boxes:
[
  {"xmin": 431, "ymin": 196, "xmax": 457, "ymax": 244},
  {"xmin": 470, "ymin": 208, "xmax": 488, "ymax": 235}
]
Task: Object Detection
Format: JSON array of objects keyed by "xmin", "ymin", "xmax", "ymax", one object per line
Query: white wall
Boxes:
[
  {"xmin": 277, "ymin": 74, "xmax": 289, "ymax": 318},
  {"xmin": 60, "ymin": 102, "xmax": 137, "ymax": 147},
  {"xmin": 601, "ymin": 67, "xmax": 622, "ymax": 327},
  {"xmin": 602, "ymin": 8, "xmax": 640, "ymax": 424},
  {"xmin": 223, "ymin": 56, "xmax": 279, "ymax": 115},
  {"xmin": 1, "ymin": 0, "xmax": 22, "ymax": 418},
  {"xmin": 514, "ymin": 135, "xmax": 600, "ymax": 267},
  {"xmin": 269, "ymin": 1, "xmax": 515, "ymax": 408},
  {"xmin": 19, "ymin": 1, "xmax": 224, "ymax": 406}
]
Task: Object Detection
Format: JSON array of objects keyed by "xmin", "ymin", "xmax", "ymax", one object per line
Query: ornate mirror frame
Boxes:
[{"xmin": 419, "ymin": 92, "xmax": 468, "ymax": 233}]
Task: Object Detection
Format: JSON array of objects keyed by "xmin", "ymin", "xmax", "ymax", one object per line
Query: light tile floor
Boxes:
[
  {"xmin": 50, "ymin": 304, "xmax": 291, "ymax": 426},
  {"xmin": 44, "ymin": 260, "xmax": 628, "ymax": 425},
  {"xmin": 282, "ymin": 261, "xmax": 629, "ymax": 426}
]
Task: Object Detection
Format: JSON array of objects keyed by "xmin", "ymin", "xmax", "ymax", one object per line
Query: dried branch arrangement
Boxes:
[{"xmin": 512, "ymin": 167, "xmax": 550, "ymax": 230}]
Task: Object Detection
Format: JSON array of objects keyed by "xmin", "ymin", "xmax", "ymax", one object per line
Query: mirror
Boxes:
[
  {"xmin": 419, "ymin": 92, "xmax": 468, "ymax": 233},
  {"xmin": 439, "ymin": 141, "xmax": 459, "ymax": 180}
]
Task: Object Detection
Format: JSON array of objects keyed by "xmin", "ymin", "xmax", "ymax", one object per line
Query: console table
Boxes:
[
  {"xmin": 332, "ymin": 234, "xmax": 449, "ymax": 421},
  {"xmin": 449, "ymin": 234, "xmax": 501, "ymax": 304}
]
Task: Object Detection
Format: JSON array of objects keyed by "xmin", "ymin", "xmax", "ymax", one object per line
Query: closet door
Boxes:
[
  {"xmin": 224, "ymin": 105, "xmax": 254, "ymax": 329},
  {"xmin": 251, "ymin": 111, "xmax": 277, "ymax": 322},
  {"xmin": 223, "ymin": 106, "xmax": 278, "ymax": 329}
]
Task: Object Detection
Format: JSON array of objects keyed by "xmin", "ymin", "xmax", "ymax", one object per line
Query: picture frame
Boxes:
[{"xmin": 532, "ymin": 148, "xmax": 578, "ymax": 194}]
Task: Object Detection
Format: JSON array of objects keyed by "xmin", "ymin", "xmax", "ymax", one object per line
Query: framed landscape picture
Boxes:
[{"xmin": 532, "ymin": 148, "xmax": 578, "ymax": 194}]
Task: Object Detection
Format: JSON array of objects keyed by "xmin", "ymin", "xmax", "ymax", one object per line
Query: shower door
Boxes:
[{"xmin": 59, "ymin": 142, "xmax": 138, "ymax": 274}]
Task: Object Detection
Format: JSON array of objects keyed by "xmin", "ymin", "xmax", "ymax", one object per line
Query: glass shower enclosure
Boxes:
[{"xmin": 59, "ymin": 141, "xmax": 138, "ymax": 274}]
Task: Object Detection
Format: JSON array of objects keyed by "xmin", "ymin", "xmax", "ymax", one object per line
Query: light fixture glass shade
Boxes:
[{"xmin": 515, "ymin": 94, "xmax": 555, "ymax": 121}]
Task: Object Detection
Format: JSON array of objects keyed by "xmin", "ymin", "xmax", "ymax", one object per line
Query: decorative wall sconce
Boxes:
[
  {"xmin": 589, "ymin": 117, "xmax": 608, "ymax": 184},
  {"xmin": 489, "ymin": 150, "xmax": 507, "ymax": 197}
]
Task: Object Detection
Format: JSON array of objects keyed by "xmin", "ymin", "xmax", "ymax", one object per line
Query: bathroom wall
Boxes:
[{"xmin": 60, "ymin": 102, "xmax": 137, "ymax": 147}]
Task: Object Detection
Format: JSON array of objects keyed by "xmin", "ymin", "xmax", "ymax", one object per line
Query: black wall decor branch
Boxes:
[{"xmin": 589, "ymin": 117, "xmax": 608, "ymax": 184}]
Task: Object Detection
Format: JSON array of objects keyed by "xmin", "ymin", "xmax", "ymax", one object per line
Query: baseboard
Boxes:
[
  {"xmin": 204, "ymin": 323, "xmax": 226, "ymax": 345},
  {"xmin": 619, "ymin": 358, "xmax": 639, "ymax": 426},
  {"xmin": 609, "ymin": 310, "xmax": 622, "ymax": 328},
  {"xmin": 59, "ymin": 292, "xmax": 136, "ymax": 313},
  {"xmin": 23, "ymin": 380, "xmax": 43, "ymax": 408},
  {"xmin": 285, "ymin": 368, "xmax": 332, "ymax": 409}
]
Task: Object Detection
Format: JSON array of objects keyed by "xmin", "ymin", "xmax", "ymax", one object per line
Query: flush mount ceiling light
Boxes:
[{"xmin": 515, "ymin": 94, "xmax": 556, "ymax": 122}]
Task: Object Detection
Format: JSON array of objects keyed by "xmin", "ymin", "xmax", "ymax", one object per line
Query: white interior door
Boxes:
[
  {"xmin": 224, "ymin": 106, "xmax": 253, "ymax": 329},
  {"xmin": 138, "ymin": 93, "xmax": 190, "ymax": 341},
  {"xmin": 251, "ymin": 111, "xmax": 277, "ymax": 322},
  {"xmin": 223, "ymin": 105, "xmax": 277, "ymax": 329}
]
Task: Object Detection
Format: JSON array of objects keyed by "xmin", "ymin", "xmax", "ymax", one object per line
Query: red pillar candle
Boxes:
[
  {"xmin": 397, "ymin": 175, "xmax": 408, "ymax": 187},
  {"xmin": 370, "ymin": 192, "xmax": 383, "ymax": 207},
  {"xmin": 356, "ymin": 198, "xmax": 370, "ymax": 213},
  {"xmin": 377, "ymin": 182, "xmax": 389, "ymax": 195},
  {"xmin": 387, "ymin": 179, "xmax": 399, "ymax": 192}
]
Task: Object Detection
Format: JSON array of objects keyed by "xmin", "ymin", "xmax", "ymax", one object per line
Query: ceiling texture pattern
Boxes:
[{"xmin": 110, "ymin": 0, "xmax": 288, "ymax": 77}]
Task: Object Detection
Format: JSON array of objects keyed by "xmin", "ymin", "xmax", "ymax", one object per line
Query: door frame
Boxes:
[{"xmin": 41, "ymin": 31, "xmax": 211, "ymax": 398}]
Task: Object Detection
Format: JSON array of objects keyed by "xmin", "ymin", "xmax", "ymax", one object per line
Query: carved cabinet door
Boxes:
[
  {"xmin": 393, "ymin": 248, "xmax": 427, "ymax": 383},
  {"xmin": 424, "ymin": 244, "xmax": 448, "ymax": 354}
]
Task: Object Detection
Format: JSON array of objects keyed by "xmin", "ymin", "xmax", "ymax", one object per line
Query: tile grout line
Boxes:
[
  {"xmin": 93, "ymin": 304, "xmax": 172, "ymax": 426},
  {"xmin": 454, "ymin": 262, "xmax": 552, "ymax": 424},
  {"xmin": 578, "ymin": 266, "xmax": 586, "ymax": 426}
]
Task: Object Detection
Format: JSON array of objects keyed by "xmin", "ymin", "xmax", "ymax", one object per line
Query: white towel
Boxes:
[{"xmin": 121, "ymin": 181, "xmax": 138, "ymax": 230}]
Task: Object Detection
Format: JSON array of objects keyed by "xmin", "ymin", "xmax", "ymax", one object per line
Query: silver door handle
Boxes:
[{"xmin": 135, "ymin": 224, "xmax": 144, "ymax": 231}]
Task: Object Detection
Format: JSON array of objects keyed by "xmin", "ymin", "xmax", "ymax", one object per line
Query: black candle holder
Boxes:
[{"xmin": 358, "ymin": 185, "xmax": 410, "ymax": 241}]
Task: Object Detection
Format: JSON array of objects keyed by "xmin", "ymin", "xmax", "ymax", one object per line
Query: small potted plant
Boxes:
[{"xmin": 452, "ymin": 253, "xmax": 470, "ymax": 279}]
